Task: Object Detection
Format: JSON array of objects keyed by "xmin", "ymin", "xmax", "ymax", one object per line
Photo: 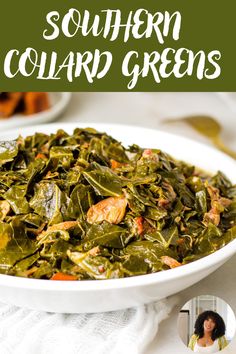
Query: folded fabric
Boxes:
[{"xmin": 0, "ymin": 298, "xmax": 176, "ymax": 354}]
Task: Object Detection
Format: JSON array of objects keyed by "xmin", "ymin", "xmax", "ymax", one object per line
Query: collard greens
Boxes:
[{"xmin": 0, "ymin": 128, "xmax": 235, "ymax": 280}]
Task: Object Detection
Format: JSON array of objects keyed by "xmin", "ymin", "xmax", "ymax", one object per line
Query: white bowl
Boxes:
[{"xmin": 0, "ymin": 123, "xmax": 235, "ymax": 313}]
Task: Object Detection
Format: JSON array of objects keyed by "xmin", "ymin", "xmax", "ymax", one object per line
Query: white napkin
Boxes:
[{"xmin": 0, "ymin": 298, "xmax": 176, "ymax": 354}]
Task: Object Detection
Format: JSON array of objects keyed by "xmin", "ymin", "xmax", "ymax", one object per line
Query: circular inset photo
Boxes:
[{"xmin": 177, "ymin": 295, "xmax": 236, "ymax": 352}]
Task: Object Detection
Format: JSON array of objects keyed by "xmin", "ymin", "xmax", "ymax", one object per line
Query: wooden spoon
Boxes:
[{"xmin": 164, "ymin": 115, "xmax": 236, "ymax": 160}]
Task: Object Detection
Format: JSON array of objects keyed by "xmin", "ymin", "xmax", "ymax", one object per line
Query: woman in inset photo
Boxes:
[{"xmin": 188, "ymin": 310, "xmax": 228, "ymax": 352}]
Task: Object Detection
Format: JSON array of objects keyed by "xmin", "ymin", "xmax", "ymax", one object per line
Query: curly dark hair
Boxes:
[{"xmin": 194, "ymin": 311, "xmax": 226, "ymax": 340}]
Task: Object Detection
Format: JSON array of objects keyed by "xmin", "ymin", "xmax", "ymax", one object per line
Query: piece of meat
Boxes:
[
  {"xmin": 37, "ymin": 221, "xmax": 80, "ymax": 241},
  {"xmin": 161, "ymin": 256, "xmax": 182, "ymax": 269},
  {"xmin": 23, "ymin": 92, "xmax": 50, "ymax": 115},
  {"xmin": 87, "ymin": 196, "xmax": 127, "ymax": 224},
  {"xmin": 203, "ymin": 185, "xmax": 232, "ymax": 226}
]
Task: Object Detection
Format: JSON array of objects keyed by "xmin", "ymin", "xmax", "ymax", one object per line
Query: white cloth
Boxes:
[
  {"xmin": 0, "ymin": 297, "xmax": 176, "ymax": 354},
  {"xmin": 194, "ymin": 340, "xmax": 219, "ymax": 353}
]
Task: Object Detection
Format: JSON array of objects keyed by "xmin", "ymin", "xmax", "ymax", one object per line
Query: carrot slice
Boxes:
[
  {"xmin": 51, "ymin": 272, "xmax": 77, "ymax": 281},
  {"xmin": 135, "ymin": 216, "xmax": 144, "ymax": 235},
  {"xmin": 110, "ymin": 159, "xmax": 128, "ymax": 169},
  {"xmin": 110, "ymin": 159, "xmax": 122, "ymax": 169},
  {"xmin": 35, "ymin": 153, "xmax": 47, "ymax": 160}
]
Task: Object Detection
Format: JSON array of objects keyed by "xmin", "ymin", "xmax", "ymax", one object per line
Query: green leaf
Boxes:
[
  {"xmin": 124, "ymin": 189, "xmax": 145, "ymax": 214},
  {"xmin": 50, "ymin": 146, "xmax": 74, "ymax": 169},
  {"xmin": 83, "ymin": 163, "xmax": 123, "ymax": 197},
  {"xmin": 105, "ymin": 142, "xmax": 129, "ymax": 163},
  {"xmin": 67, "ymin": 184, "xmax": 94, "ymax": 220},
  {"xmin": 21, "ymin": 213, "xmax": 45, "ymax": 228},
  {"xmin": 29, "ymin": 182, "xmax": 69, "ymax": 224},
  {"xmin": 40, "ymin": 239, "xmax": 71, "ymax": 260},
  {"xmin": 0, "ymin": 140, "xmax": 18, "ymax": 166},
  {"xmin": 123, "ymin": 241, "xmax": 175, "ymax": 272},
  {"xmin": 127, "ymin": 184, "xmax": 156, "ymax": 207},
  {"xmin": 13, "ymin": 252, "xmax": 40, "ymax": 276},
  {"xmin": 222, "ymin": 201, "xmax": 236, "ymax": 226},
  {"xmin": 210, "ymin": 171, "xmax": 232, "ymax": 197},
  {"xmin": 121, "ymin": 254, "xmax": 149, "ymax": 275},
  {"xmin": 194, "ymin": 223, "xmax": 223, "ymax": 254},
  {"xmin": 195, "ymin": 190, "xmax": 207, "ymax": 213},
  {"xmin": 144, "ymin": 206, "xmax": 167, "ymax": 221},
  {"xmin": 0, "ymin": 171, "xmax": 23, "ymax": 189},
  {"xmin": 33, "ymin": 261, "xmax": 54, "ymax": 279},
  {"xmin": 67, "ymin": 250, "xmax": 123, "ymax": 279},
  {"xmin": 131, "ymin": 174, "xmax": 159, "ymax": 186},
  {"xmin": 223, "ymin": 226, "xmax": 236, "ymax": 243},
  {"xmin": 83, "ymin": 222, "xmax": 130, "ymax": 249},
  {"xmin": 186, "ymin": 176, "xmax": 204, "ymax": 193},
  {"xmin": 3, "ymin": 185, "xmax": 30, "ymax": 214},
  {"xmin": 174, "ymin": 182, "xmax": 195, "ymax": 207},
  {"xmin": 0, "ymin": 218, "xmax": 36, "ymax": 273},
  {"xmin": 0, "ymin": 222, "xmax": 13, "ymax": 250},
  {"xmin": 24, "ymin": 159, "xmax": 46, "ymax": 191},
  {"xmin": 144, "ymin": 225, "xmax": 179, "ymax": 248}
]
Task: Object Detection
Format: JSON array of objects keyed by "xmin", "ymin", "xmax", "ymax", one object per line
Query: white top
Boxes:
[{"xmin": 193, "ymin": 340, "xmax": 220, "ymax": 353}]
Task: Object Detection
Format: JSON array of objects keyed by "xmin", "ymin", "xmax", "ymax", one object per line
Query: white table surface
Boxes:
[{"xmin": 57, "ymin": 92, "xmax": 236, "ymax": 354}]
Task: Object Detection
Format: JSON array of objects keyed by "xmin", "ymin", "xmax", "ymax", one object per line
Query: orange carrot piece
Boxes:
[
  {"xmin": 135, "ymin": 216, "xmax": 144, "ymax": 235},
  {"xmin": 110, "ymin": 159, "xmax": 122, "ymax": 169},
  {"xmin": 51, "ymin": 272, "xmax": 77, "ymax": 281},
  {"xmin": 35, "ymin": 153, "xmax": 47, "ymax": 159}
]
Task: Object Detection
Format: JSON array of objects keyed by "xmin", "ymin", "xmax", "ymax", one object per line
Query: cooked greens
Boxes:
[{"xmin": 0, "ymin": 128, "xmax": 235, "ymax": 280}]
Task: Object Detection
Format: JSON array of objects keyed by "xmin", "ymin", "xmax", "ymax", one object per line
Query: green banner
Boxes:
[{"xmin": 0, "ymin": 0, "xmax": 236, "ymax": 91}]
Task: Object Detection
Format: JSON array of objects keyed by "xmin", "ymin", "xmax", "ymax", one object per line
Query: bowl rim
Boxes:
[{"xmin": 0, "ymin": 122, "xmax": 235, "ymax": 292}]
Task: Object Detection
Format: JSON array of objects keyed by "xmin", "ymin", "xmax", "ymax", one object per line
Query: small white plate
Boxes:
[{"xmin": 0, "ymin": 93, "xmax": 71, "ymax": 131}]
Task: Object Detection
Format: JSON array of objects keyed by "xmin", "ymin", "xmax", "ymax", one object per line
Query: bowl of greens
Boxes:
[{"xmin": 0, "ymin": 123, "xmax": 235, "ymax": 313}]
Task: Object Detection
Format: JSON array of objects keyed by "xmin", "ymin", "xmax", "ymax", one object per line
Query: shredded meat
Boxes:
[{"xmin": 87, "ymin": 196, "xmax": 127, "ymax": 224}]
